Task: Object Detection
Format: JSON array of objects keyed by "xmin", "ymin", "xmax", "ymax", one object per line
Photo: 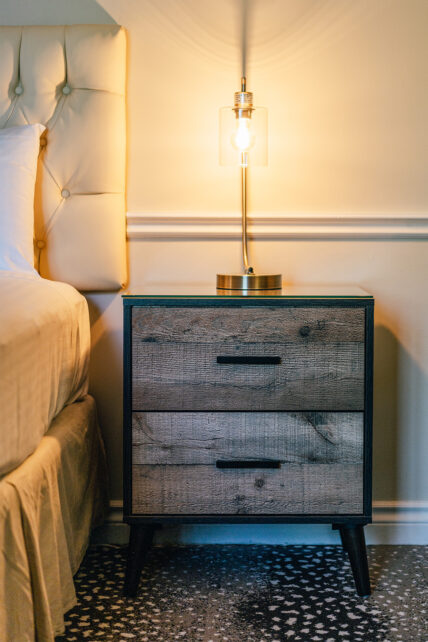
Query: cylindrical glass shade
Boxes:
[{"xmin": 219, "ymin": 105, "xmax": 268, "ymax": 166}]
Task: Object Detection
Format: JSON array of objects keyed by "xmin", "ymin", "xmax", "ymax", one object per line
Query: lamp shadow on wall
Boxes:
[
  {"xmin": 373, "ymin": 325, "xmax": 398, "ymax": 504},
  {"xmin": 372, "ymin": 321, "xmax": 427, "ymax": 547},
  {"xmin": 85, "ymin": 293, "xmax": 124, "ymax": 499}
]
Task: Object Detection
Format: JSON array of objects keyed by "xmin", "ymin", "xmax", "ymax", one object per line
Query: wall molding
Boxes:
[
  {"xmin": 93, "ymin": 500, "xmax": 428, "ymax": 546},
  {"xmin": 127, "ymin": 212, "xmax": 428, "ymax": 240}
]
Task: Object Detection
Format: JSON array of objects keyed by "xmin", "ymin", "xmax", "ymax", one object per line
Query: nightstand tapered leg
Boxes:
[
  {"xmin": 339, "ymin": 529, "xmax": 348, "ymax": 552},
  {"xmin": 340, "ymin": 525, "xmax": 371, "ymax": 597},
  {"xmin": 332, "ymin": 523, "xmax": 349, "ymax": 552},
  {"xmin": 124, "ymin": 525, "xmax": 155, "ymax": 597}
]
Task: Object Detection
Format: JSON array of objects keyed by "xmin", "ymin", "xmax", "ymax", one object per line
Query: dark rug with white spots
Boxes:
[{"xmin": 57, "ymin": 545, "xmax": 427, "ymax": 641}]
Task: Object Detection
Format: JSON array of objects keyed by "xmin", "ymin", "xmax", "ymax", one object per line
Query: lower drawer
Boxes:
[
  {"xmin": 131, "ymin": 463, "xmax": 363, "ymax": 515},
  {"xmin": 131, "ymin": 411, "xmax": 364, "ymax": 515}
]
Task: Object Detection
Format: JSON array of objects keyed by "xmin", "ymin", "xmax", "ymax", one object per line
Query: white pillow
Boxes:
[{"xmin": 0, "ymin": 124, "xmax": 45, "ymax": 272}]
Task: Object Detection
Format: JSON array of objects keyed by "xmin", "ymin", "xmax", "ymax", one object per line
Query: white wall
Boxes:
[{"xmin": 2, "ymin": 0, "xmax": 427, "ymax": 542}]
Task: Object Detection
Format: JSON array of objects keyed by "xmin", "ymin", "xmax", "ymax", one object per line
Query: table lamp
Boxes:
[{"xmin": 217, "ymin": 76, "xmax": 281, "ymax": 290}]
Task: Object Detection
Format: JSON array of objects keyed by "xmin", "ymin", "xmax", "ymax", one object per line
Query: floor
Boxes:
[{"xmin": 57, "ymin": 545, "xmax": 427, "ymax": 641}]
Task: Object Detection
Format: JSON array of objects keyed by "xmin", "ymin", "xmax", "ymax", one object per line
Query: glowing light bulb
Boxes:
[{"xmin": 231, "ymin": 116, "xmax": 255, "ymax": 152}]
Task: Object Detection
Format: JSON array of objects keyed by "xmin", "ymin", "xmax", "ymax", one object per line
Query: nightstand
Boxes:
[{"xmin": 122, "ymin": 285, "xmax": 373, "ymax": 597}]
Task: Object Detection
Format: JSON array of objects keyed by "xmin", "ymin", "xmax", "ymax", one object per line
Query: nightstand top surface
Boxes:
[{"xmin": 122, "ymin": 283, "xmax": 373, "ymax": 299}]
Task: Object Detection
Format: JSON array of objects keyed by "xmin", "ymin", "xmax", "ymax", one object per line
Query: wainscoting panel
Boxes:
[{"xmin": 127, "ymin": 212, "xmax": 428, "ymax": 240}]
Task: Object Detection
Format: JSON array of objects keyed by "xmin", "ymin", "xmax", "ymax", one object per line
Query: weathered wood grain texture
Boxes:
[
  {"xmin": 132, "ymin": 306, "xmax": 365, "ymax": 344},
  {"xmin": 132, "ymin": 412, "xmax": 364, "ymax": 465},
  {"xmin": 131, "ymin": 463, "xmax": 363, "ymax": 515},
  {"xmin": 132, "ymin": 342, "xmax": 364, "ymax": 410}
]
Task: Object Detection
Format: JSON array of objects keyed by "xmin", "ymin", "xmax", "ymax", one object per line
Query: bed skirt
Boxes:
[{"xmin": 0, "ymin": 395, "xmax": 108, "ymax": 641}]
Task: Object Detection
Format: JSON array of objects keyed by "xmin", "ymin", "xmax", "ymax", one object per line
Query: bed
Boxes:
[{"xmin": 0, "ymin": 25, "xmax": 127, "ymax": 641}]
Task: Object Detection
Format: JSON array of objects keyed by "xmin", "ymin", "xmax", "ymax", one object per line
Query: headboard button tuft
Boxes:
[
  {"xmin": 36, "ymin": 240, "xmax": 46, "ymax": 249},
  {"xmin": 61, "ymin": 188, "xmax": 70, "ymax": 199},
  {"xmin": 14, "ymin": 85, "xmax": 23, "ymax": 95},
  {"xmin": 62, "ymin": 84, "xmax": 71, "ymax": 95}
]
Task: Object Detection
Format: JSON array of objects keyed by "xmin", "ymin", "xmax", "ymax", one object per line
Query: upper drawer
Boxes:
[{"xmin": 131, "ymin": 306, "xmax": 365, "ymax": 411}]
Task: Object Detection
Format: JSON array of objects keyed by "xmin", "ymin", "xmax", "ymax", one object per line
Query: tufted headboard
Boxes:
[{"xmin": 0, "ymin": 25, "xmax": 127, "ymax": 291}]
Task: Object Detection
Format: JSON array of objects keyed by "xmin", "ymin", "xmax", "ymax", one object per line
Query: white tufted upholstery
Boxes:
[{"xmin": 0, "ymin": 25, "xmax": 127, "ymax": 291}]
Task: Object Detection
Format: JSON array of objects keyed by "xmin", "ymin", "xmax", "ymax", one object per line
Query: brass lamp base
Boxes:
[{"xmin": 216, "ymin": 273, "xmax": 282, "ymax": 290}]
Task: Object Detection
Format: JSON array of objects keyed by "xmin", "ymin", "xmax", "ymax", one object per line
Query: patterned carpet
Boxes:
[{"xmin": 57, "ymin": 545, "xmax": 428, "ymax": 641}]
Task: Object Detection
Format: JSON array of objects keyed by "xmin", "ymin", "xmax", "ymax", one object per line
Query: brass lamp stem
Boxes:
[{"xmin": 241, "ymin": 163, "xmax": 252, "ymax": 274}]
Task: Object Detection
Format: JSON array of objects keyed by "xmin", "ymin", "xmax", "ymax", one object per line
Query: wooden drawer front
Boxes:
[
  {"xmin": 132, "ymin": 464, "xmax": 363, "ymax": 515},
  {"xmin": 132, "ymin": 343, "xmax": 364, "ymax": 411},
  {"xmin": 132, "ymin": 412, "xmax": 363, "ymax": 465},
  {"xmin": 131, "ymin": 411, "xmax": 364, "ymax": 515},
  {"xmin": 131, "ymin": 307, "xmax": 365, "ymax": 411},
  {"xmin": 132, "ymin": 306, "xmax": 364, "ymax": 344}
]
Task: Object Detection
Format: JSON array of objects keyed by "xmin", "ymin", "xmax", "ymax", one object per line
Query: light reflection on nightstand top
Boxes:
[{"xmin": 122, "ymin": 283, "xmax": 373, "ymax": 299}]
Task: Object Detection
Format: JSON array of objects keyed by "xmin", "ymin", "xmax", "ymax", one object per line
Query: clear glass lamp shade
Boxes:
[{"xmin": 219, "ymin": 106, "xmax": 268, "ymax": 166}]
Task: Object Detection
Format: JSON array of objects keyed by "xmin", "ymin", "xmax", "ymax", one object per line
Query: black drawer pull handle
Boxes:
[
  {"xmin": 216, "ymin": 356, "xmax": 281, "ymax": 365},
  {"xmin": 216, "ymin": 460, "xmax": 281, "ymax": 469}
]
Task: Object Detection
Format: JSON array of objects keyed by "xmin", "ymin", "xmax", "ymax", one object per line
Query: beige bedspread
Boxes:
[
  {"xmin": 0, "ymin": 270, "xmax": 90, "ymax": 476},
  {"xmin": 0, "ymin": 394, "xmax": 108, "ymax": 642}
]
